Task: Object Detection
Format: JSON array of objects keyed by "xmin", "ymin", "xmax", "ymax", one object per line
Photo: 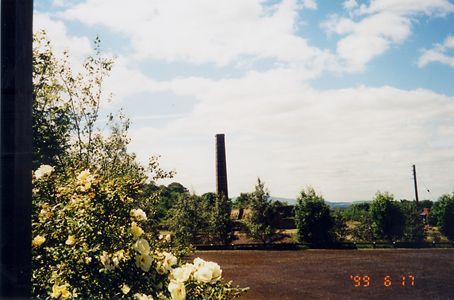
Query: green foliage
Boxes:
[
  {"xmin": 168, "ymin": 194, "xmax": 211, "ymax": 246},
  {"xmin": 430, "ymin": 193, "xmax": 454, "ymax": 241},
  {"xmin": 144, "ymin": 182, "xmax": 189, "ymax": 225},
  {"xmin": 342, "ymin": 202, "xmax": 370, "ymax": 222},
  {"xmin": 232, "ymin": 193, "xmax": 250, "ymax": 220},
  {"xmin": 167, "ymin": 192, "xmax": 234, "ymax": 246},
  {"xmin": 33, "ymin": 31, "xmax": 146, "ymax": 181},
  {"xmin": 351, "ymin": 212, "xmax": 378, "ymax": 241},
  {"xmin": 245, "ymin": 178, "xmax": 278, "ymax": 243},
  {"xmin": 331, "ymin": 210, "xmax": 348, "ymax": 241},
  {"xmin": 232, "ymin": 193, "xmax": 250, "ymax": 209},
  {"xmin": 417, "ymin": 199, "xmax": 433, "ymax": 210},
  {"xmin": 209, "ymin": 195, "xmax": 234, "ymax": 245},
  {"xmin": 370, "ymin": 192, "xmax": 405, "ymax": 241},
  {"xmin": 294, "ymin": 187, "xmax": 335, "ymax": 244},
  {"xmin": 399, "ymin": 200, "xmax": 424, "ymax": 242},
  {"xmin": 32, "ymin": 31, "xmax": 72, "ymax": 170}
]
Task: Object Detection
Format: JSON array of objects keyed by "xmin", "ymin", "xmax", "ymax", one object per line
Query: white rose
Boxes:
[
  {"xmin": 134, "ymin": 293, "xmax": 154, "ymax": 300},
  {"xmin": 168, "ymin": 281, "xmax": 186, "ymax": 300},
  {"xmin": 193, "ymin": 265, "xmax": 212, "ymax": 283},
  {"xmin": 162, "ymin": 251, "xmax": 177, "ymax": 270},
  {"xmin": 34, "ymin": 165, "xmax": 54, "ymax": 179},
  {"xmin": 193, "ymin": 257, "xmax": 205, "ymax": 269},
  {"xmin": 135, "ymin": 254, "xmax": 153, "ymax": 272},
  {"xmin": 206, "ymin": 261, "xmax": 222, "ymax": 282},
  {"xmin": 169, "ymin": 264, "xmax": 195, "ymax": 283},
  {"xmin": 193, "ymin": 261, "xmax": 222, "ymax": 283},
  {"xmin": 133, "ymin": 238, "xmax": 150, "ymax": 255},
  {"xmin": 130, "ymin": 208, "xmax": 147, "ymax": 221}
]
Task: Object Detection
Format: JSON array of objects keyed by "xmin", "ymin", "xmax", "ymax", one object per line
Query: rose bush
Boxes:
[{"xmin": 32, "ymin": 166, "xmax": 246, "ymax": 299}]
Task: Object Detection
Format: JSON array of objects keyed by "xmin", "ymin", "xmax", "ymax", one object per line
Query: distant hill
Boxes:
[{"xmin": 269, "ymin": 196, "xmax": 370, "ymax": 209}]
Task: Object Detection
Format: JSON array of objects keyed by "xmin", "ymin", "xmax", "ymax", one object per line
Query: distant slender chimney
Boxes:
[{"xmin": 215, "ymin": 134, "xmax": 228, "ymax": 199}]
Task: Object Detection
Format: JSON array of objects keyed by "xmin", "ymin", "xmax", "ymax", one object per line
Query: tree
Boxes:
[
  {"xmin": 209, "ymin": 194, "xmax": 233, "ymax": 244},
  {"xmin": 294, "ymin": 187, "xmax": 335, "ymax": 244},
  {"xmin": 332, "ymin": 210, "xmax": 348, "ymax": 241},
  {"xmin": 168, "ymin": 194, "xmax": 210, "ymax": 246},
  {"xmin": 32, "ymin": 31, "xmax": 72, "ymax": 170},
  {"xmin": 399, "ymin": 200, "xmax": 424, "ymax": 242},
  {"xmin": 430, "ymin": 193, "xmax": 454, "ymax": 241},
  {"xmin": 343, "ymin": 202, "xmax": 370, "ymax": 221},
  {"xmin": 33, "ymin": 31, "xmax": 142, "ymax": 181},
  {"xmin": 232, "ymin": 193, "xmax": 250, "ymax": 220},
  {"xmin": 351, "ymin": 211, "xmax": 378, "ymax": 241},
  {"xmin": 245, "ymin": 178, "xmax": 278, "ymax": 243},
  {"xmin": 370, "ymin": 192, "xmax": 405, "ymax": 241}
]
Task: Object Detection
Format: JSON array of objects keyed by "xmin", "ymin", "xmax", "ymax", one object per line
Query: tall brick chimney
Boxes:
[{"xmin": 215, "ymin": 134, "xmax": 228, "ymax": 199}]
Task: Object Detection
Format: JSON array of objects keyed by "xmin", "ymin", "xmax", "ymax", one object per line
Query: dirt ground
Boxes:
[{"xmin": 191, "ymin": 249, "xmax": 454, "ymax": 299}]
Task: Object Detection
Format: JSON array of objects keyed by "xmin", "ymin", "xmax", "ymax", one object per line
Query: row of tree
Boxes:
[{"xmin": 160, "ymin": 177, "xmax": 454, "ymax": 246}]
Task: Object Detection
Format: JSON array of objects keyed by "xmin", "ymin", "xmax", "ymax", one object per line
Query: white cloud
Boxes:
[
  {"xmin": 126, "ymin": 69, "xmax": 454, "ymax": 201},
  {"xmin": 343, "ymin": 0, "xmax": 358, "ymax": 11},
  {"xmin": 61, "ymin": 0, "xmax": 333, "ymax": 72},
  {"xmin": 357, "ymin": 0, "xmax": 454, "ymax": 16},
  {"xmin": 301, "ymin": 0, "xmax": 317, "ymax": 10},
  {"xmin": 33, "ymin": 12, "xmax": 92, "ymax": 64},
  {"xmin": 418, "ymin": 35, "xmax": 454, "ymax": 68},
  {"xmin": 322, "ymin": 0, "xmax": 454, "ymax": 71}
]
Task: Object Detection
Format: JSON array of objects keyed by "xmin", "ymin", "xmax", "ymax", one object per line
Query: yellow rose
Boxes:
[
  {"xmin": 77, "ymin": 169, "xmax": 91, "ymax": 182},
  {"xmin": 135, "ymin": 253, "xmax": 153, "ymax": 272},
  {"xmin": 65, "ymin": 235, "xmax": 76, "ymax": 246},
  {"xmin": 99, "ymin": 251, "xmax": 115, "ymax": 271},
  {"xmin": 165, "ymin": 234, "xmax": 171, "ymax": 242},
  {"xmin": 32, "ymin": 235, "xmax": 46, "ymax": 248},
  {"xmin": 77, "ymin": 169, "xmax": 94, "ymax": 190},
  {"xmin": 133, "ymin": 238, "xmax": 150, "ymax": 255},
  {"xmin": 131, "ymin": 222, "xmax": 144, "ymax": 238},
  {"xmin": 121, "ymin": 283, "xmax": 131, "ymax": 295},
  {"xmin": 168, "ymin": 281, "xmax": 186, "ymax": 300},
  {"xmin": 50, "ymin": 283, "xmax": 71, "ymax": 299}
]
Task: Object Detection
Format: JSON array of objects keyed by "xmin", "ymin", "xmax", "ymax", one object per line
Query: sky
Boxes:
[{"xmin": 34, "ymin": 0, "xmax": 454, "ymax": 202}]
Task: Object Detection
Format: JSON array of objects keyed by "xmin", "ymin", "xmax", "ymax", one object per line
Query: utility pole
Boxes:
[
  {"xmin": 1, "ymin": 0, "xmax": 33, "ymax": 297},
  {"xmin": 413, "ymin": 164, "xmax": 419, "ymax": 205}
]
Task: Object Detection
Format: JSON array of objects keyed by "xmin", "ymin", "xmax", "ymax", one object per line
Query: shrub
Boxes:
[
  {"xmin": 294, "ymin": 187, "xmax": 335, "ymax": 244},
  {"xmin": 32, "ymin": 166, "xmax": 245, "ymax": 299},
  {"xmin": 167, "ymin": 194, "xmax": 211, "ymax": 246},
  {"xmin": 430, "ymin": 193, "xmax": 454, "ymax": 241},
  {"xmin": 245, "ymin": 178, "xmax": 278, "ymax": 243},
  {"xmin": 370, "ymin": 192, "xmax": 405, "ymax": 241},
  {"xmin": 399, "ymin": 200, "xmax": 424, "ymax": 242}
]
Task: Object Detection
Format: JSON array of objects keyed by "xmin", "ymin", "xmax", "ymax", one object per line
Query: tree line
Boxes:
[{"xmin": 153, "ymin": 178, "xmax": 454, "ymax": 246}]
